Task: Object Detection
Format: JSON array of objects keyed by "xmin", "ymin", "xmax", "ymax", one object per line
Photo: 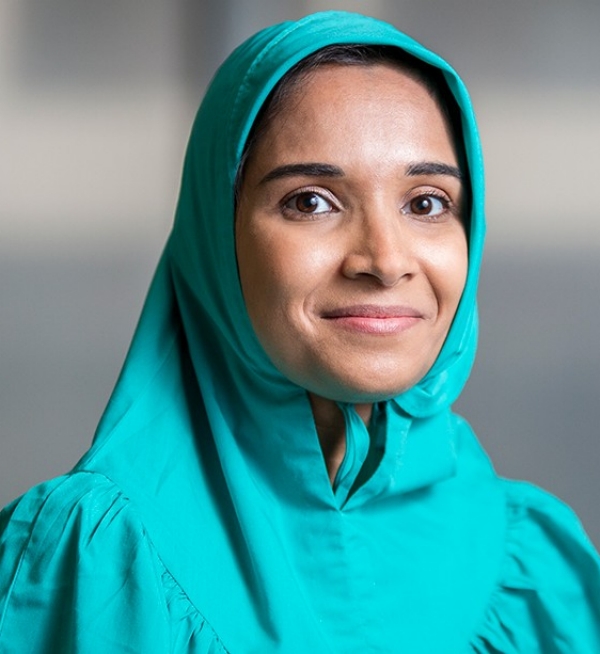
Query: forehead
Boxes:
[{"xmin": 247, "ymin": 64, "xmax": 457, "ymax": 173}]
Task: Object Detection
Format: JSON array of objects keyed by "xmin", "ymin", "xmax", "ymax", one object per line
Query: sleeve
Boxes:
[
  {"xmin": 470, "ymin": 481, "xmax": 600, "ymax": 654},
  {"xmin": 0, "ymin": 472, "xmax": 225, "ymax": 653}
]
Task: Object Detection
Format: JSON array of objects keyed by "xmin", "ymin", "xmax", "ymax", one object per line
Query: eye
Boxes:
[
  {"xmin": 283, "ymin": 191, "xmax": 334, "ymax": 216},
  {"xmin": 403, "ymin": 193, "xmax": 449, "ymax": 219}
]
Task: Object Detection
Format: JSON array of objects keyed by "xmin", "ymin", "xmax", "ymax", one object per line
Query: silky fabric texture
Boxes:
[{"xmin": 1, "ymin": 11, "xmax": 600, "ymax": 653}]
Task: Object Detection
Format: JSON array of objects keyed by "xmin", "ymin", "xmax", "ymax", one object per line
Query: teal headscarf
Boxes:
[{"xmin": 85, "ymin": 10, "xmax": 497, "ymax": 651}]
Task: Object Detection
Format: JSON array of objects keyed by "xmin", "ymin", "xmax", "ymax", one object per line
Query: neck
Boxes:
[{"xmin": 308, "ymin": 394, "xmax": 373, "ymax": 485}]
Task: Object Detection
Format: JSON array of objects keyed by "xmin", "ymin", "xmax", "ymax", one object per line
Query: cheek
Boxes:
[
  {"xmin": 242, "ymin": 227, "xmax": 340, "ymax": 315},
  {"xmin": 440, "ymin": 236, "xmax": 469, "ymax": 310},
  {"xmin": 422, "ymin": 231, "xmax": 468, "ymax": 313}
]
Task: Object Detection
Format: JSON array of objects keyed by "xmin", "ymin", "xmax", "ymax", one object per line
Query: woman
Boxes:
[{"xmin": 1, "ymin": 11, "xmax": 599, "ymax": 652}]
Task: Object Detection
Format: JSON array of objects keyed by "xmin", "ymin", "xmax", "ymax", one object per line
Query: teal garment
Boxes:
[{"xmin": 1, "ymin": 11, "xmax": 600, "ymax": 652}]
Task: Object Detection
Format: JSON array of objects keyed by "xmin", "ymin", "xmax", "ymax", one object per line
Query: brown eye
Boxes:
[
  {"xmin": 405, "ymin": 194, "xmax": 447, "ymax": 217},
  {"xmin": 284, "ymin": 191, "xmax": 333, "ymax": 214}
]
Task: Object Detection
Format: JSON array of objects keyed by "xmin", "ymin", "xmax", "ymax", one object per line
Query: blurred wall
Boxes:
[{"xmin": 2, "ymin": 1, "xmax": 599, "ymax": 545}]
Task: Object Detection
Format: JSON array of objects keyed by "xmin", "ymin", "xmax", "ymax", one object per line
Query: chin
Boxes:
[
  {"xmin": 309, "ymin": 375, "xmax": 421, "ymax": 405},
  {"xmin": 277, "ymin": 353, "xmax": 433, "ymax": 405},
  {"xmin": 323, "ymin": 362, "xmax": 432, "ymax": 404}
]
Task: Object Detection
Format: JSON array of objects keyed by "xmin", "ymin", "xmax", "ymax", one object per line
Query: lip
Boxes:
[{"xmin": 321, "ymin": 305, "xmax": 423, "ymax": 334}]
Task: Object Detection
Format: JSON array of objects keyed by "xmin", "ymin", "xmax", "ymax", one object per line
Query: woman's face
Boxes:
[{"xmin": 236, "ymin": 63, "xmax": 468, "ymax": 403}]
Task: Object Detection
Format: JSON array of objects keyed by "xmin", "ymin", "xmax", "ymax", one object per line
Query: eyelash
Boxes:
[
  {"xmin": 280, "ymin": 187, "xmax": 338, "ymax": 219},
  {"xmin": 278, "ymin": 187, "xmax": 458, "ymax": 221},
  {"xmin": 403, "ymin": 190, "xmax": 456, "ymax": 221}
]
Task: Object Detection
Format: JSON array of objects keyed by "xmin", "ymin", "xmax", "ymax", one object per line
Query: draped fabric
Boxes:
[{"xmin": 1, "ymin": 11, "xmax": 599, "ymax": 652}]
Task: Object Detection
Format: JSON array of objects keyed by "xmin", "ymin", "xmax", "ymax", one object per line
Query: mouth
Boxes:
[{"xmin": 321, "ymin": 305, "xmax": 423, "ymax": 335}]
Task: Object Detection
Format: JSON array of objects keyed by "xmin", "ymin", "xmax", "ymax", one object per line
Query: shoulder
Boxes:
[
  {"xmin": 0, "ymin": 471, "xmax": 227, "ymax": 653},
  {"xmin": 471, "ymin": 480, "xmax": 600, "ymax": 653},
  {"xmin": 1, "ymin": 469, "xmax": 131, "ymax": 540},
  {"xmin": 0, "ymin": 471, "xmax": 142, "ymax": 594}
]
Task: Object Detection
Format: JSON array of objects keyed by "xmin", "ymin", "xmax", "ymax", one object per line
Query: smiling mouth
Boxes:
[{"xmin": 322, "ymin": 305, "xmax": 423, "ymax": 334}]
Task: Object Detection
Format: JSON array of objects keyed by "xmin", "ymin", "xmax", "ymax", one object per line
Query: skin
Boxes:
[{"xmin": 236, "ymin": 64, "xmax": 468, "ymax": 483}]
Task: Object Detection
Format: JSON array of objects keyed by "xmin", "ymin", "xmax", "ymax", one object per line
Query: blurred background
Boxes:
[{"xmin": 1, "ymin": 1, "xmax": 599, "ymax": 547}]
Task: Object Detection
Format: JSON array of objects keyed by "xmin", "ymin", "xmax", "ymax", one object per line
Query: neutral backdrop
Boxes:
[{"xmin": 2, "ymin": 0, "xmax": 599, "ymax": 548}]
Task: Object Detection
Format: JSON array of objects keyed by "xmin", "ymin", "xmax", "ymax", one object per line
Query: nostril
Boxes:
[{"xmin": 341, "ymin": 248, "xmax": 412, "ymax": 287}]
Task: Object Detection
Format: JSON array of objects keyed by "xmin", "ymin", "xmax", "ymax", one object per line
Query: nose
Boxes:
[{"xmin": 341, "ymin": 207, "xmax": 416, "ymax": 287}]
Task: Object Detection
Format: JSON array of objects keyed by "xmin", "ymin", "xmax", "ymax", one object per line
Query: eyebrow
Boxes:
[
  {"xmin": 259, "ymin": 163, "xmax": 345, "ymax": 185},
  {"xmin": 259, "ymin": 160, "xmax": 463, "ymax": 185},
  {"xmin": 406, "ymin": 161, "xmax": 463, "ymax": 180}
]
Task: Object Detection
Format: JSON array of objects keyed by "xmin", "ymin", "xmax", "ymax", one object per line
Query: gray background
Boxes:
[{"xmin": 2, "ymin": 1, "xmax": 599, "ymax": 548}]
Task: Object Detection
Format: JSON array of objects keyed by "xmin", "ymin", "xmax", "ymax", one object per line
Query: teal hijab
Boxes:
[{"xmin": 83, "ymin": 10, "xmax": 498, "ymax": 651}]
